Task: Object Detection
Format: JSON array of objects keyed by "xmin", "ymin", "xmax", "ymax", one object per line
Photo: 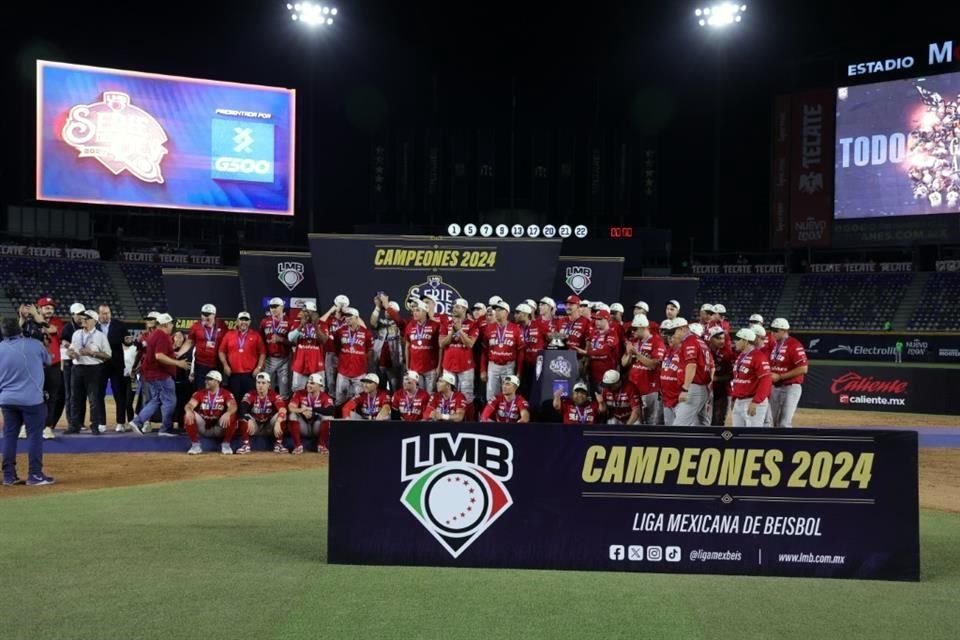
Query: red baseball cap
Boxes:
[
  {"xmin": 37, "ymin": 297, "xmax": 55, "ymax": 308},
  {"xmin": 566, "ymin": 295, "xmax": 581, "ymax": 305},
  {"xmin": 596, "ymin": 310, "xmax": 611, "ymax": 320}
]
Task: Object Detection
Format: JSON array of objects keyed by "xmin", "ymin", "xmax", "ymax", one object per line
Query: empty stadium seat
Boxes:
[
  {"xmin": 791, "ymin": 273, "xmax": 912, "ymax": 331},
  {"xmin": 696, "ymin": 274, "xmax": 786, "ymax": 328},
  {"xmin": 908, "ymin": 273, "xmax": 960, "ymax": 331},
  {"xmin": 119, "ymin": 262, "xmax": 167, "ymax": 317},
  {"xmin": 0, "ymin": 256, "xmax": 123, "ymax": 319}
]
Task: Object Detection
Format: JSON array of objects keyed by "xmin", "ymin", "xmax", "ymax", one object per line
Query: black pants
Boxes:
[
  {"xmin": 71, "ymin": 364, "xmax": 104, "ymax": 431},
  {"xmin": 228, "ymin": 373, "xmax": 256, "ymax": 403},
  {"xmin": 63, "ymin": 361, "xmax": 74, "ymax": 424},
  {"xmin": 43, "ymin": 364, "xmax": 64, "ymax": 428},
  {"xmin": 100, "ymin": 363, "xmax": 128, "ymax": 424},
  {"xmin": 712, "ymin": 390, "xmax": 730, "ymax": 427},
  {"xmin": 124, "ymin": 376, "xmax": 135, "ymax": 420}
]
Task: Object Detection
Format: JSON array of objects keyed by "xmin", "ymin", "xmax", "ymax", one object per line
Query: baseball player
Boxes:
[
  {"xmin": 537, "ymin": 297, "xmax": 557, "ymax": 335},
  {"xmin": 260, "ymin": 298, "xmax": 292, "ymax": 398},
  {"xmin": 472, "ymin": 302, "xmax": 488, "ymax": 325},
  {"xmin": 288, "ymin": 301, "xmax": 327, "ymax": 393},
  {"xmin": 598, "ymin": 370, "xmax": 641, "ymax": 425},
  {"xmin": 749, "ymin": 314, "xmax": 777, "ymax": 353},
  {"xmin": 714, "ymin": 304, "xmax": 731, "ymax": 334},
  {"xmin": 609, "ymin": 303, "xmax": 625, "ymax": 334},
  {"xmin": 708, "ymin": 325, "xmax": 734, "ymax": 426},
  {"xmin": 730, "ymin": 328, "xmax": 772, "ymax": 427},
  {"xmin": 768, "ymin": 318, "xmax": 808, "ymax": 429},
  {"xmin": 287, "ymin": 373, "xmax": 335, "ymax": 454},
  {"xmin": 553, "ymin": 381, "xmax": 605, "ymax": 425},
  {"xmin": 665, "ymin": 299, "xmax": 680, "ymax": 322},
  {"xmin": 439, "ymin": 298, "xmax": 479, "ymax": 407},
  {"xmin": 320, "ymin": 295, "xmax": 351, "ymax": 392},
  {"xmin": 480, "ymin": 374, "xmax": 530, "ymax": 423},
  {"xmin": 515, "ymin": 303, "xmax": 545, "ymax": 397},
  {"xmin": 333, "ymin": 307, "xmax": 374, "ymax": 406},
  {"xmin": 237, "ymin": 372, "xmax": 288, "ymax": 455},
  {"xmin": 403, "ymin": 299, "xmax": 441, "ymax": 393},
  {"xmin": 183, "ymin": 371, "xmax": 238, "ymax": 455},
  {"xmin": 632, "ymin": 301, "xmax": 658, "ymax": 337},
  {"xmin": 480, "ymin": 300, "xmax": 524, "ymax": 403},
  {"xmin": 370, "ymin": 296, "xmax": 404, "ymax": 392},
  {"xmin": 218, "ymin": 311, "xmax": 266, "ymax": 402},
  {"xmin": 581, "ymin": 310, "xmax": 620, "ymax": 390},
  {"xmin": 424, "ymin": 372, "xmax": 470, "ymax": 422},
  {"xmin": 344, "ymin": 373, "xmax": 391, "ymax": 420},
  {"xmin": 672, "ymin": 318, "xmax": 713, "ymax": 426},
  {"xmin": 557, "ymin": 295, "xmax": 592, "ymax": 351},
  {"xmin": 178, "ymin": 303, "xmax": 228, "ymax": 390},
  {"xmin": 621, "ymin": 314, "xmax": 665, "ymax": 424},
  {"xmin": 699, "ymin": 304, "xmax": 717, "ymax": 327},
  {"xmin": 391, "ymin": 370, "xmax": 431, "ymax": 422},
  {"xmin": 658, "ymin": 320, "xmax": 683, "ymax": 425}
]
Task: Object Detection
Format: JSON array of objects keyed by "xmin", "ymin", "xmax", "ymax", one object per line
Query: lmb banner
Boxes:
[
  {"xmin": 308, "ymin": 234, "xmax": 562, "ymax": 313},
  {"xmin": 329, "ymin": 424, "xmax": 919, "ymax": 581}
]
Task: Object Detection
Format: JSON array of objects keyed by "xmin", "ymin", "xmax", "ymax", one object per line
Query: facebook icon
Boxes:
[{"xmin": 608, "ymin": 545, "xmax": 625, "ymax": 561}]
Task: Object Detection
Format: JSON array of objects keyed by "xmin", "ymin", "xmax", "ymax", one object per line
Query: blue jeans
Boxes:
[
  {"xmin": 135, "ymin": 378, "xmax": 176, "ymax": 432},
  {"xmin": 2, "ymin": 403, "xmax": 48, "ymax": 479}
]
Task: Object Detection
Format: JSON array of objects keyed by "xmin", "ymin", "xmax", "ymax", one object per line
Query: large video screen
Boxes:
[
  {"xmin": 37, "ymin": 60, "xmax": 295, "ymax": 216},
  {"xmin": 835, "ymin": 71, "xmax": 960, "ymax": 219}
]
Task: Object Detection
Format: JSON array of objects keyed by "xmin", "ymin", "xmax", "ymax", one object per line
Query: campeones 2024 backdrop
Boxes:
[{"xmin": 36, "ymin": 60, "xmax": 295, "ymax": 215}]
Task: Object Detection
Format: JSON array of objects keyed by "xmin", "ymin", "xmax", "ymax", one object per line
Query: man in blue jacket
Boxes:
[{"xmin": 0, "ymin": 317, "xmax": 55, "ymax": 486}]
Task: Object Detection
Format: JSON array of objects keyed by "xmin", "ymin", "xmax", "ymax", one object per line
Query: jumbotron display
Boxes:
[
  {"xmin": 36, "ymin": 60, "xmax": 295, "ymax": 216},
  {"xmin": 834, "ymin": 70, "xmax": 960, "ymax": 219}
]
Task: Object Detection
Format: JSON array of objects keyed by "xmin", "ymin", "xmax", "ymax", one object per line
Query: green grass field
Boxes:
[{"xmin": 2, "ymin": 469, "xmax": 958, "ymax": 639}]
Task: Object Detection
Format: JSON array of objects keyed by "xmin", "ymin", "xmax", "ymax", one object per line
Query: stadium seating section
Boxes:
[
  {"xmin": 908, "ymin": 272, "xmax": 960, "ymax": 331},
  {"xmin": 0, "ymin": 256, "xmax": 123, "ymax": 319},
  {"xmin": 120, "ymin": 262, "xmax": 167, "ymax": 317},
  {"xmin": 791, "ymin": 273, "xmax": 912, "ymax": 330},
  {"xmin": 695, "ymin": 274, "xmax": 785, "ymax": 328}
]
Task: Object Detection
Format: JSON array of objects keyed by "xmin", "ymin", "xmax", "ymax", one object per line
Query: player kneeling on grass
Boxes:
[
  {"xmin": 238, "ymin": 372, "xmax": 288, "ymax": 455},
  {"xmin": 553, "ymin": 381, "xmax": 605, "ymax": 425},
  {"xmin": 287, "ymin": 374, "xmax": 335, "ymax": 454},
  {"xmin": 480, "ymin": 374, "xmax": 530, "ymax": 423},
  {"xmin": 183, "ymin": 371, "xmax": 238, "ymax": 455},
  {"xmin": 424, "ymin": 372, "xmax": 469, "ymax": 422},
  {"xmin": 343, "ymin": 373, "xmax": 391, "ymax": 421}
]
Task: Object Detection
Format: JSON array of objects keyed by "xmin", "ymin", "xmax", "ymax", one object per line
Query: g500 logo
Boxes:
[
  {"xmin": 211, "ymin": 118, "xmax": 275, "ymax": 183},
  {"xmin": 401, "ymin": 433, "xmax": 513, "ymax": 558}
]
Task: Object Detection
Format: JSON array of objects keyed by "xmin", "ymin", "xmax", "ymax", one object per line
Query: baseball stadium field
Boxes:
[{"xmin": 2, "ymin": 406, "xmax": 958, "ymax": 640}]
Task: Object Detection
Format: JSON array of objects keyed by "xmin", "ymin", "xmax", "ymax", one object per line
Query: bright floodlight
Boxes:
[
  {"xmin": 695, "ymin": 2, "xmax": 745, "ymax": 28},
  {"xmin": 288, "ymin": 2, "xmax": 337, "ymax": 26}
]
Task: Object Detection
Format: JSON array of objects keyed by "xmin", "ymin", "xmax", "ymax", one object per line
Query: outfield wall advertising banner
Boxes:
[
  {"xmin": 328, "ymin": 424, "xmax": 919, "ymax": 581},
  {"xmin": 552, "ymin": 257, "xmax": 624, "ymax": 306},
  {"xmin": 798, "ymin": 331, "xmax": 960, "ymax": 365},
  {"xmin": 308, "ymin": 234, "xmax": 562, "ymax": 313},
  {"xmin": 162, "ymin": 269, "xmax": 243, "ymax": 330},
  {"xmin": 238, "ymin": 251, "xmax": 317, "ymax": 314},
  {"xmin": 800, "ymin": 363, "xmax": 960, "ymax": 415},
  {"xmin": 37, "ymin": 60, "xmax": 295, "ymax": 215}
]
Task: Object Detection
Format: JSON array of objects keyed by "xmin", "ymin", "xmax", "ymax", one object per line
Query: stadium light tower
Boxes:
[
  {"xmin": 694, "ymin": 3, "xmax": 746, "ymax": 253},
  {"xmin": 287, "ymin": 2, "xmax": 338, "ymax": 27}
]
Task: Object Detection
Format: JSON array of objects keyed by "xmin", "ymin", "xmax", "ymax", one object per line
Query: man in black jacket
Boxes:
[{"xmin": 97, "ymin": 304, "xmax": 128, "ymax": 428}]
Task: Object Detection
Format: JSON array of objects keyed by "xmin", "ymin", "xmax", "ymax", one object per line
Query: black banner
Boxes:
[
  {"xmin": 329, "ymin": 423, "xmax": 919, "ymax": 581},
  {"xmin": 238, "ymin": 251, "xmax": 318, "ymax": 315},
  {"xmin": 620, "ymin": 277, "xmax": 698, "ymax": 321},
  {"xmin": 800, "ymin": 362, "xmax": 960, "ymax": 415},
  {"xmin": 308, "ymin": 234, "xmax": 562, "ymax": 314},
  {"xmin": 833, "ymin": 216, "xmax": 960, "ymax": 247},
  {"xmin": 798, "ymin": 331, "xmax": 960, "ymax": 365},
  {"xmin": 162, "ymin": 269, "xmax": 243, "ymax": 330},
  {"xmin": 552, "ymin": 257, "xmax": 624, "ymax": 307}
]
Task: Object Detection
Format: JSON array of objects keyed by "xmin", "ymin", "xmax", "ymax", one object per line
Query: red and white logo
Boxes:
[{"xmin": 61, "ymin": 91, "xmax": 168, "ymax": 184}]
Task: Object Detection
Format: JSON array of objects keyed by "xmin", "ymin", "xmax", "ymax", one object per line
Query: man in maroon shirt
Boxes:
[
  {"xmin": 621, "ymin": 314, "xmax": 666, "ymax": 425},
  {"xmin": 480, "ymin": 301, "xmax": 524, "ymax": 402},
  {"xmin": 515, "ymin": 303, "xmax": 544, "ymax": 397},
  {"xmin": 708, "ymin": 325, "xmax": 735, "ymax": 426},
  {"xmin": 480, "ymin": 374, "xmax": 530, "ymax": 423},
  {"xmin": 128, "ymin": 313, "xmax": 190, "ymax": 436},
  {"xmin": 730, "ymin": 328, "xmax": 772, "ymax": 427},
  {"xmin": 260, "ymin": 297, "xmax": 292, "ymax": 398},
  {"xmin": 581, "ymin": 309, "xmax": 620, "ymax": 390},
  {"xmin": 218, "ymin": 311, "xmax": 266, "ymax": 403},
  {"xmin": 673, "ymin": 318, "xmax": 713, "ymax": 426},
  {"xmin": 343, "ymin": 373, "xmax": 391, "ymax": 420},
  {"xmin": 37, "ymin": 297, "xmax": 63, "ymax": 439},
  {"xmin": 178, "ymin": 303, "xmax": 228, "ymax": 390},
  {"xmin": 333, "ymin": 307, "xmax": 374, "ymax": 405},
  {"xmin": 321, "ymin": 294, "xmax": 351, "ymax": 393},
  {"xmin": 768, "ymin": 318, "xmax": 808, "ymax": 429},
  {"xmin": 403, "ymin": 300, "xmax": 441, "ymax": 393},
  {"xmin": 391, "ymin": 370, "xmax": 431, "ymax": 422},
  {"xmin": 440, "ymin": 299, "xmax": 479, "ymax": 404}
]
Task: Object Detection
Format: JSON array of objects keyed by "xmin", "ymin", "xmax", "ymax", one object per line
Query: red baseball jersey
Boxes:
[
  {"xmin": 601, "ymin": 383, "xmax": 641, "ymax": 423},
  {"xmin": 290, "ymin": 389, "xmax": 334, "ymax": 413},
  {"xmin": 711, "ymin": 341, "xmax": 736, "ymax": 388},
  {"xmin": 425, "ymin": 391, "xmax": 470, "ymax": 418},
  {"xmin": 556, "ymin": 316, "xmax": 592, "ymax": 350},
  {"xmin": 47, "ymin": 317, "xmax": 63, "ymax": 365},
  {"xmin": 191, "ymin": 388, "xmax": 236, "ymax": 421},
  {"xmin": 587, "ymin": 328, "xmax": 620, "ymax": 383},
  {"xmin": 241, "ymin": 390, "xmax": 286, "ymax": 421},
  {"xmin": 680, "ymin": 333, "xmax": 712, "ymax": 386},
  {"xmin": 352, "ymin": 390, "xmax": 391, "ymax": 419},
  {"xmin": 482, "ymin": 322, "xmax": 524, "ymax": 368},
  {"xmin": 730, "ymin": 348, "xmax": 772, "ymax": 402},
  {"xmin": 520, "ymin": 321, "xmax": 546, "ymax": 365},
  {"xmin": 292, "ymin": 321, "xmax": 325, "ymax": 375},
  {"xmin": 659, "ymin": 348, "xmax": 683, "ymax": 409},
  {"xmin": 765, "ymin": 333, "xmax": 777, "ymax": 354},
  {"xmin": 188, "ymin": 320, "xmax": 228, "ymax": 368},
  {"xmin": 482, "ymin": 394, "xmax": 530, "ymax": 423},
  {"xmin": 560, "ymin": 399, "xmax": 602, "ymax": 425},
  {"xmin": 391, "ymin": 389, "xmax": 431, "ymax": 422},
  {"xmin": 626, "ymin": 333, "xmax": 666, "ymax": 395},
  {"xmin": 441, "ymin": 317, "xmax": 478, "ymax": 373},
  {"xmin": 141, "ymin": 328, "xmax": 175, "ymax": 382},
  {"xmin": 324, "ymin": 315, "xmax": 347, "ymax": 355},
  {"xmin": 334, "ymin": 325, "xmax": 374, "ymax": 378},
  {"xmin": 404, "ymin": 320, "xmax": 441, "ymax": 373},
  {"xmin": 219, "ymin": 330, "xmax": 266, "ymax": 374},
  {"xmin": 260, "ymin": 315, "xmax": 292, "ymax": 359},
  {"xmin": 769, "ymin": 337, "xmax": 808, "ymax": 385}
]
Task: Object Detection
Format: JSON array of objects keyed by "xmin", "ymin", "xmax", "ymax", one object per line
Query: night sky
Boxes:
[{"xmin": 3, "ymin": 1, "xmax": 956, "ymax": 253}]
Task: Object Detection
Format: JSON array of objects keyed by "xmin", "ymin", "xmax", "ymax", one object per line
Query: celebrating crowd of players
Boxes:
[{"xmin": 11, "ymin": 290, "xmax": 808, "ymax": 456}]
